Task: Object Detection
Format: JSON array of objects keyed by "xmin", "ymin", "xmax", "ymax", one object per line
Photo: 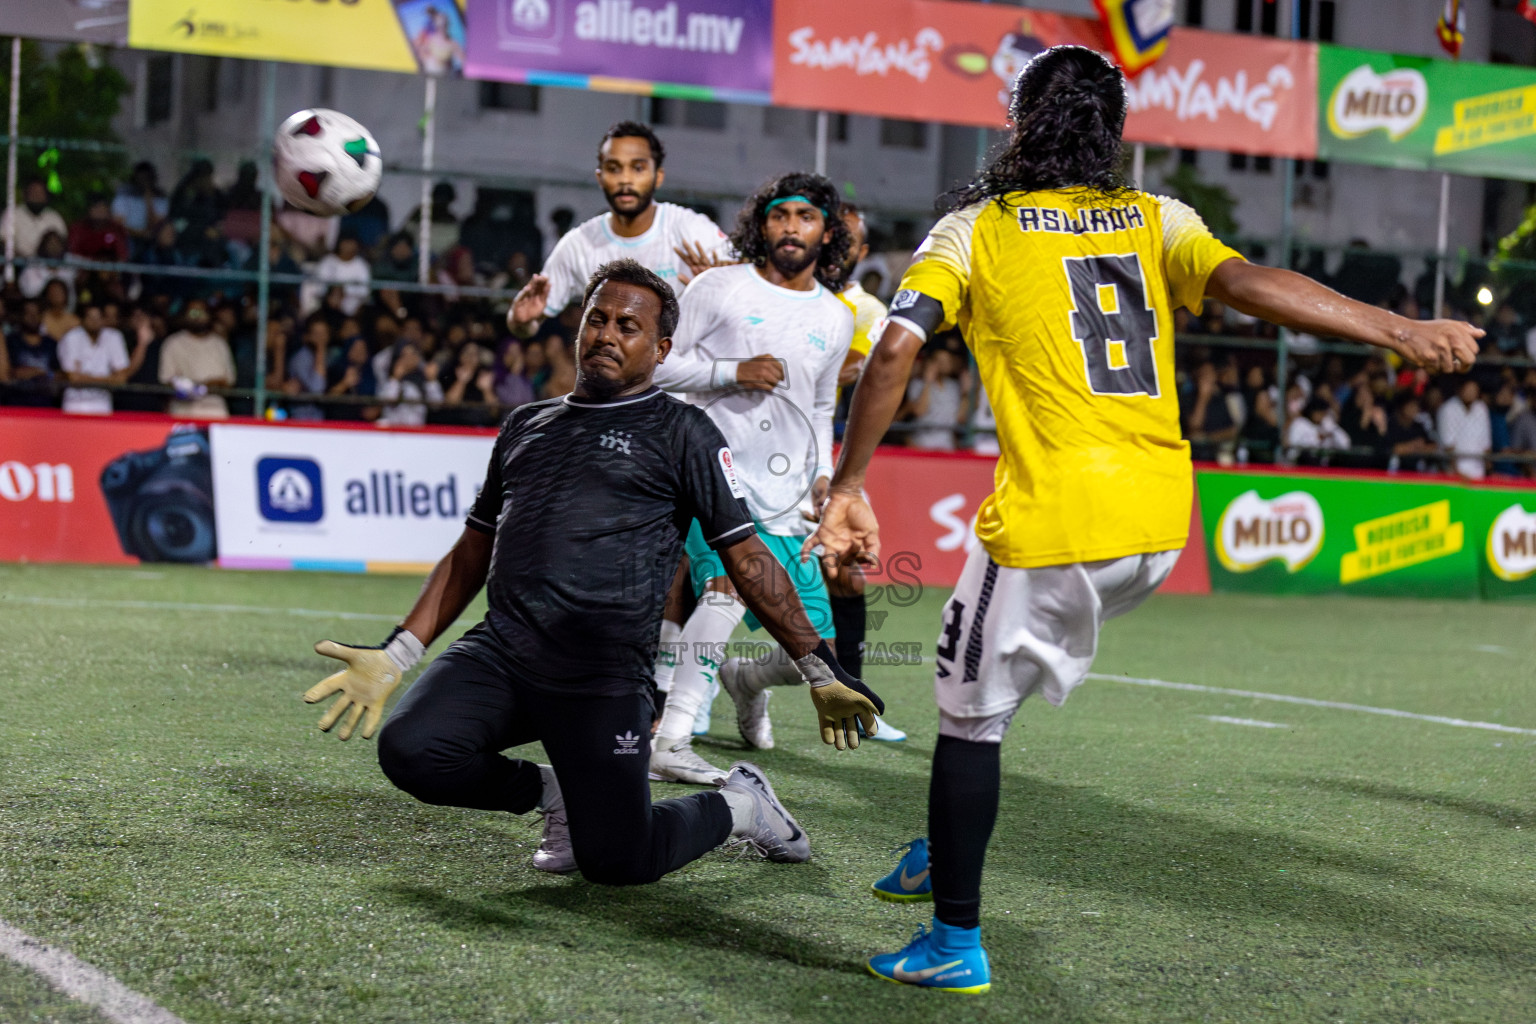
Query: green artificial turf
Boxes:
[{"xmin": 2, "ymin": 562, "xmax": 1533, "ymax": 1023}]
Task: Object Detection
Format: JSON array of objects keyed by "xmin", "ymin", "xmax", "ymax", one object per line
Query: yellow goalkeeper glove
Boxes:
[
  {"xmin": 303, "ymin": 627, "xmax": 424, "ymax": 740},
  {"xmin": 797, "ymin": 640, "xmax": 885, "ymax": 751}
]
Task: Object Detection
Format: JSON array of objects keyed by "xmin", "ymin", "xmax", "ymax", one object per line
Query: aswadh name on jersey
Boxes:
[{"xmin": 1015, "ymin": 204, "xmax": 1147, "ymax": 236}]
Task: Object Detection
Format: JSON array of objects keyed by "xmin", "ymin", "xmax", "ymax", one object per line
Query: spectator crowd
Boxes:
[{"xmin": 2, "ymin": 161, "xmax": 1535, "ymax": 480}]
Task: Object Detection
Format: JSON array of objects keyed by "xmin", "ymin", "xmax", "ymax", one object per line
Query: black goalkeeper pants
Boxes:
[{"xmin": 377, "ymin": 647, "xmax": 733, "ymax": 886}]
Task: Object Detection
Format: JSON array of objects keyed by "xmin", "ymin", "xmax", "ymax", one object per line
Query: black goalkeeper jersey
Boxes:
[{"xmin": 458, "ymin": 387, "xmax": 755, "ymax": 695}]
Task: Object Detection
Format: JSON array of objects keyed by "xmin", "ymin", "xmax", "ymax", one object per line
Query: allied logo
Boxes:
[
  {"xmin": 1328, "ymin": 64, "xmax": 1428, "ymax": 141},
  {"xmin": 511, "ymin": 0, "xmax": 551, "ymax": 30},
  {"xmin": 1215, "ymin": 489, "xmax": 1323, "ymax": 574},
  {"xmin": 1486, "ymin": 504, "xmax": 1536, "ymax": 582},
  {"xmin": 257, "ymin": 456, "xmax": 324, "ymax": 523},
  {"xmin": 613, "ymin": 730, "xmax": 642, "ymax": 755},
  {"xmin": 599, "ymin": 430, "xmax": 633, "ymax": 455}
]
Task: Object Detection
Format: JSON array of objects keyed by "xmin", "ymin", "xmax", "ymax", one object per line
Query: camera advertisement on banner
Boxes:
[{"xmin": 208, "ymin": 424, "xmax": 493, "ymax": 572}]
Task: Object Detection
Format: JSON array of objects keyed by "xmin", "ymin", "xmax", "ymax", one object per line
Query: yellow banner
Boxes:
[
  {"xmin": 129, "ymin": 0, "xmax": 418, "ymax": 73},
  {"xmin": 1434, "ymin": 83, "xmax": 1536, "ymax": 154},
  {"xmin": 1340, "ymin": 499, "xmax": 1464, "ymax": 584}
]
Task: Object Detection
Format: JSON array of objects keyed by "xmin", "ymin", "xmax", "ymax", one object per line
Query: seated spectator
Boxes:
[
  {"xmin": 58, "ymin": 302, "xmax": 148, "ymax": 415},
  {"xmin": 39, "ymin": 279, "xmax": 80, "ymax": 341},
  {"xmin": 899, "ymin": 337, "xmax": 970, "ymax": 451},
  {"xmin": 170, "ymin": 159, "xmax": 225, "ymax": 245},
  {"xmin": 283, "ymin": 316, "xmax": 334, "ymax": 421},
  {"xmin": 1341, "ymin": 382, "xmax": 1390, "ymax": 465},
  {"xmin": 223, "ymin": 161, "xmax": 263, "ymax": 211},
  {"xmin": 437, "ymin": 342, "xmax": 498, "ymax": 427},
  {"xmin": 19, "ymin": 231, "xmax": 76, "ymax": 302},
  {"xmin": 492, "ymin": 338, "xmax": 535, "ymax": 410},
  {"xmin": 1, "ymin": 176, "xmax": 68, "ymax": 259},
  {"xmin": 1286, "ymin": 395, "xmax": 1350, "ymax": 461},
  {"xmin": 378, "ymin": 342, "xmax": 443, "ymax": 427},
  {"xmin": 3, "ymin": 301, "xmax": 59, "ymax": 407},
  {"xmin": 114, "ymin": 308, "xmax": 169, "ymax": 414},
  {"xmin": 1385, "ymin": 394, "xmax": 1440, "ymax": 472},
  {"xmin": 67, "ymin": 193, "xmax": 130, "ymax": 263},
  {"xmin": 1437, "ymin": 377, "xmax": 1491, "ymax": 480},
  {"xmin": 1485, "ymin": 303, "xmax": 1524, "ymax": 360},
  {"xmin": 435, "ymin": 244, "xmax": 482, "ymax": 303},
  {"xmin": 338, "ymin": 194, "xmax": 391, "ymax": 253},
  {"xmin": 112, "ymin": 162, "xmax": 168, "ymax": 250},
  {"xmin": 404, "ymin": 181, "xmax": 461, "ymax": 259},
  {"xmin": 159, "ymin": 299, "xmax": 235, "ymax": 418},
  {"xmin": 275, "ymin": 202, "xmax": 334, "ymax": 261},
  {"xmin": 1239, "ymin": 381, "xmax": 1281, "ymax": 461},
  {"xmin": 326, "ymin": 334, "xmax": 380, "ymax": 423},
  {"xmin": 303, "ymin": 233, "xmax": 371, "ymax": 317},
  {"xmin": 1506, "ymin": 396, "xmax": 1536, "ymax": 479},
  {"xmin": 138, "ymin": 219, "xmax": 193, "ymax": 305},
  {"xmin": 1183, "ymin": 360, "xmax": 1242, "ymax": 450}
]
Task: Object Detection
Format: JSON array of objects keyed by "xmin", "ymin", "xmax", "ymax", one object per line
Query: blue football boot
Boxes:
[
  {"xmin": 870, "ymin": 837, "xmax": 933, "ymax": 903},
  {"xmin": 867, "ymin": 919, "xmax": 991, "ymax": 994}
]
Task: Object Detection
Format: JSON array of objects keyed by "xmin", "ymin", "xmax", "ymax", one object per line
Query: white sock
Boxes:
[
  {"xmin": 655, "ymin": 593, "xmax": 746, "ymax": 741},
  {"xmin": 720, "ymin": 786, "xmax": 754, "ymax": 833},
  {"xmin": 537, "ymin": 764, "xmax": 562, "ymax": 813},
  {"xmin": 734, "ymin": 647, "xmax": 804, "ymax": 696},
  {"xmin": 653, "ymin": 618, "xmax": 684, "ymax": 694}
]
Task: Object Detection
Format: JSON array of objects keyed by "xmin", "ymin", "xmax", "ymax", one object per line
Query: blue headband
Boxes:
[{"xmin": 765, "ymin": 194, "xmax": 829, "ymax": 217}]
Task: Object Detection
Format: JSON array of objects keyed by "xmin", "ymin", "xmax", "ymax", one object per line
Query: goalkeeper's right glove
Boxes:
[
  {"xmin": 303, "ymin": 627, "xmax": 424, "ymax": 740},
  {"xmin": 796, "ymin": 640, "xmax": 885, "ymax": 751}
]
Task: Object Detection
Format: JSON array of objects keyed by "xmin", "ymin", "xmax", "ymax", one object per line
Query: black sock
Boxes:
[
  {"xmin": 829, "ymin": 593, "xmax": 866, "ymax": 677},
  {"xmin": 928, "ymin": 734, "xmax": 1001, "ymax": 930}
]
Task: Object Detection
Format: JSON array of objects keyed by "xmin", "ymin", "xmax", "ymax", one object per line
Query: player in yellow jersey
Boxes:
[{"xmin": 803, "ymin": 46, "xmax": 1482, "ymax": 994}]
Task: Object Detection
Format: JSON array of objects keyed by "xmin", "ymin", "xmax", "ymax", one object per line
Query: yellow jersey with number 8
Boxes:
[{"xmin": 896, "ymin": 190, "xmax": 1242, "ymax": 568}]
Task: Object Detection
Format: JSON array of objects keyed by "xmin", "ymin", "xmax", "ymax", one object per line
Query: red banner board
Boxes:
[
  {"xmin": 770, "ymin": 0, "xmax": 1317, "ymax": 159},
  {"xmin": 0, "ymin": 411, "xmax": 192, "ymax": 565}
]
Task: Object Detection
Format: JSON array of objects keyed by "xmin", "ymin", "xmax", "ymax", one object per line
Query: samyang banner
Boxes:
[
  {"xmin": 128, "ymin": 0, "xmax": 467, "ymax": 75},
  {"xmin": 465, "ymin": 0, "xmax": 774, "ymax": 102},
  {"xmin": 1318, "ymin": 44, "xmax": 1536, "ymax": 181},
  {"xmin": 771, "ymin": 0, "xmax": 1316, "ymax": 159}
]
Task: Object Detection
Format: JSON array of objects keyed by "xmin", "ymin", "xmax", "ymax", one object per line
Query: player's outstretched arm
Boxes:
[
  {"xmin": 507, "ymin": 274, "xmax": 551, "ymax": 339},
  {"xmin": 801, "ymin": 319, "xmax": 925, "ymax": 573},
  {"xmin": 305, "ymin": 526, "xmax": 494, "ymax": 740},
  {"xmin": 718, "ymin": 534, "xmax": 885, "ymax": 749},
  {"xmin": 1206, "ymin": 259, "xmax": 1483, "ymax": 373}
]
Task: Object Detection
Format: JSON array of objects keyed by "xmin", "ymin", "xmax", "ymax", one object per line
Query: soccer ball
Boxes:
[{"xmin": 273, "ymin": 108, "xmax": 383, "ymax": 217}]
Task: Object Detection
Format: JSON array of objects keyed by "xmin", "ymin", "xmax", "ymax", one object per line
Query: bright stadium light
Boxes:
[{"xmin": 1477, "ymin": 286, "xmax": 1495, "ymax": 306}]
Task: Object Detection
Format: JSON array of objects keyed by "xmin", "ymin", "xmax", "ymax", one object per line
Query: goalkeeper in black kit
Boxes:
[{"xmin": 301, "ymin": 258, "xmax": 883, "ymax": 884}]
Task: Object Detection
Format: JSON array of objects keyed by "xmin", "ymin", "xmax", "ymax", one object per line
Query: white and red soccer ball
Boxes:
[{"xmin": 273, "ymin": 108, "xmax": 383, "ymax": 217}]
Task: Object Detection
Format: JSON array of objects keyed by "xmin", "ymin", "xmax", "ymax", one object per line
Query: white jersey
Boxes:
[
  {"xmin": 58, "ymin": 326, "xmax": 129, "ymax": 415},
  {"xmin": 540, "ymin": 202, "xmax": 729, "ymax": 316},
  {"xmin": 655, "ymin": 263, "xmax": 853, "ymax": 536}
]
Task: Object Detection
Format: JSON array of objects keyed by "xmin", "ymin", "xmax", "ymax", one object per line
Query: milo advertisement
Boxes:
[
  {"xmin": 1197, "ymin": 469, "xmax": 1536, "ymax": 600},
  {"xmin": 1317, "ymin": 44, "xmax": 1536, "ymax": 181}
]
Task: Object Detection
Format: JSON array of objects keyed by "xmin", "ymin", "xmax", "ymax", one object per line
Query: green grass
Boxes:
[{"xmin": 2, "ymin": 562, "xmax": 1534, "ymax": 1023}]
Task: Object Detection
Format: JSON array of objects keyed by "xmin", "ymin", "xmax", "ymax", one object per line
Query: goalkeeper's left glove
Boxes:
[
  {"xmin": 797, "ymin": 640, "xmax": 885, "ymax": 751},
  {"xmin": 303, "ymin": 627, "xmax": 424, "ymax": 740}
]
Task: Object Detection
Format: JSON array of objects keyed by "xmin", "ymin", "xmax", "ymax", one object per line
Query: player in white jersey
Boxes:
[
  {"xmin": 646, "ymin": 172, "xmax": 861, "ymax": 784},
  {"xmin": 507, "ymin": 121, "xmax": 731, "ymax": 340},
  {"xmin": 507, "ymin": 120, "xmax": 734, "ymax": 698}
]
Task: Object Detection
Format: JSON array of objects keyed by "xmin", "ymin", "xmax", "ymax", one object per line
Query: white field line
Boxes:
[
  {"xmin": 1, "ymin": 594, "xmax": 398, "ymax": 622},
  {"xmin": 0, "ymin": 919, "xmax": 187, "ymax": 1024},
  {"xmin": 1090, "ymin": 673, "xmax": 1536, "ymax": 736},
  {"xmin": 1202, "ymin": 716, "xmax": 1290, "ymax": 729}
]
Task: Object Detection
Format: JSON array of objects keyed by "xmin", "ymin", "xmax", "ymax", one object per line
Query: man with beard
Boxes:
[
  {"xmin": 506, "ymin": 121, "xmax": 731, "ymax": 341},
  {"xmin": 304, "ymin": 259, "xmax": 883, "ymax": 883},
  {"xmin": 646, "ymin": 172, "xmax": 860, "ymax": 784}
]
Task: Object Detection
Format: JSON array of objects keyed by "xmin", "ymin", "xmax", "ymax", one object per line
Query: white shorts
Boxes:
[{"xmin": 934, "ymin": 545, "xmax": 1180, "ymax": 743}]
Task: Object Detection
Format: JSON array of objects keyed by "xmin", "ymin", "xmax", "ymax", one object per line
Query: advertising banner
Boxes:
[
  {"xmin": 1317, "ymin": 44, "xmax": 1536, "ymax": 181},
  {"xmin": 770, "ymin": 0, "xmax": 1101, "ymax": 128},
  {"xmin": 465, "ymin": 0, "xmax": 773, "ymax": 101},
  {"xmin": 0, "ymin": 0, "xmax": 129, "ymax": 46},
  {"xmin": 128, "ymin": 0, "xmax": 468, "ymax": 75},
  {"xmin": 1470, "ymin": 487, "xmax": 1536, "ymax": 601},
  {"xmin": 1123, "ymin": 29, "xmax": 1318, "ymax": 159},
  {"xmin": 1196, "ymin": 468, "xmax": 1485, "ymax": 599},
  {"xmin": 209, "ymin": 423, "xmax": 492, "ymax": 572},
  {"xmin": 0, "ymin": 411, "xmax": 215, "ymax": 566}
]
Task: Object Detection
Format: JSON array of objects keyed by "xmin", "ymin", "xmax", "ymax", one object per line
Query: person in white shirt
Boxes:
[
  {"xmin": 646, "ymin": 172, "xmax": 856, "ymax": 784},
  {"xmin": 378, "ymin": 343, "xmax": 444, "ymax": 427},
  {"xmin": 158, "ymin": 299, "xmax": 236, "ymax": 418},
  {"xmin": 303, "ymin": 233, "xmax": 371, "ymax": 316},
  {"xmin": 57, "ymin": 302, "xmax": 145, "ymax": 415},
  {"xmin": 1285, "ymin": 395, "xmax": 1351, "ymax": 460},
  {"xmin": 507, "ymin": 121, "xmax": 730, "ymax": 341},
  {"xmin": 1, "ymin": 177, "xmax": 68, "ymax": 259},
  {"xmin": 1436, "ymin": 377, "xmax": 1492, "ymax": 480}
]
